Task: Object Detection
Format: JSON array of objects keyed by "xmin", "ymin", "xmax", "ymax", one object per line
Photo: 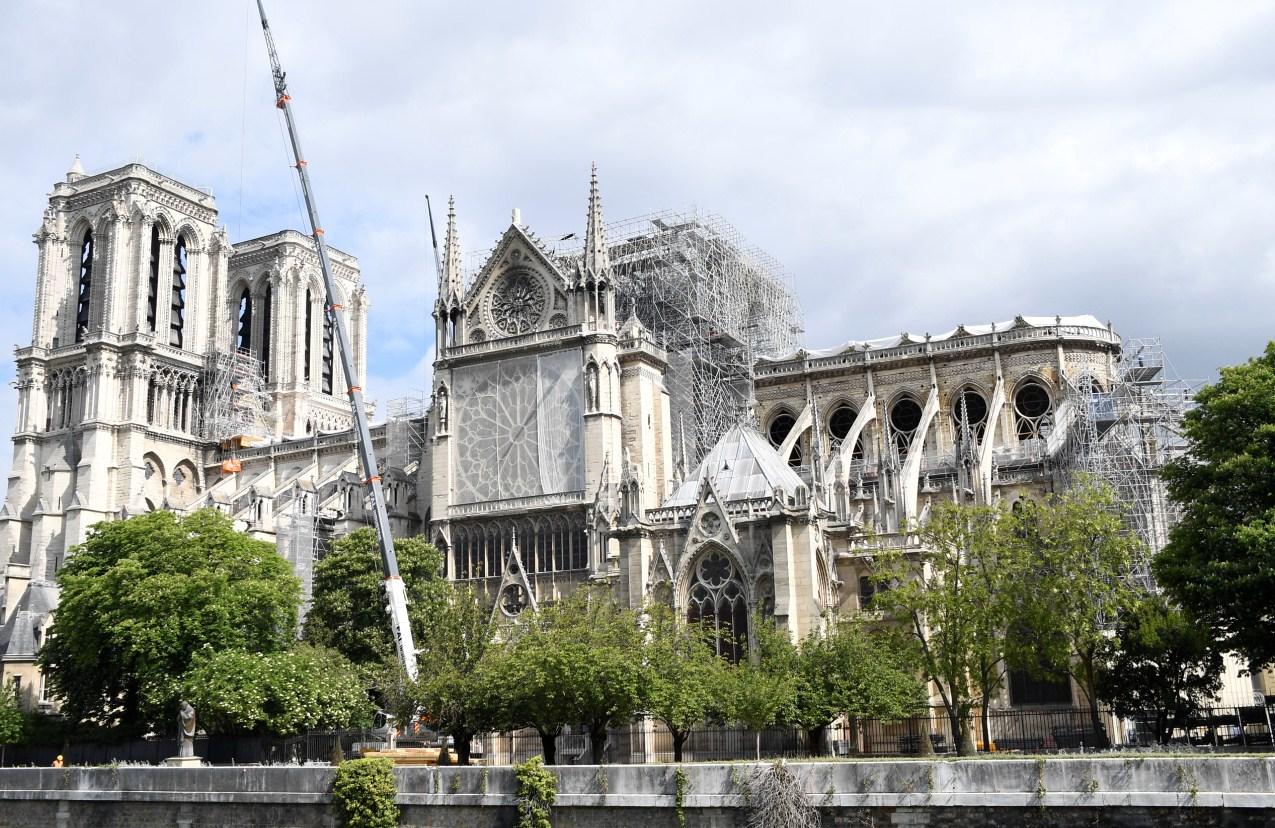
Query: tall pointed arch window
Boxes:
[
  {"xmin": 260, "ymin": 283, "xmax": 272, "ymax": 380},
  {"xmin": 303, "ymin": 289, "xmax": 313, "ymax": 382},
  {"xmin": 321, "ymin": 306, "xmax": 334, "ymax": 395},
  {"xmin": 146, "ymin": 226, "xmax": 161, "ymax": 331},
  {"xmin": 236, "ymin": 287, "xmax": 252, "ymax": 351},
  {"xmin": 74, "ymin": 229, "xmax": 94, "ymax": 343},
  {"xmin": 169, "ymin": 234, "xmax": 188, "ymax": 348},
  {"xmin": 686, "ymin": 549, "xmax": 749, "ymax": 663}
]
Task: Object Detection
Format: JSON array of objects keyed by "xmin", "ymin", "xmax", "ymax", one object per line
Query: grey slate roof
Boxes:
[
  {"xmin": 0, "ymin": 580, "xmax": 59, "ymax": 661},
  {"xmin": 662, "ymin": 424, "xmax": 807, "ymax": 508}
]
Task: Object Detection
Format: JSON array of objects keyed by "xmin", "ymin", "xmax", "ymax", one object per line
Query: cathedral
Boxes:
[{"xmin": 0, "ymin": 158, "xmax": 1128, "ymax": 709}]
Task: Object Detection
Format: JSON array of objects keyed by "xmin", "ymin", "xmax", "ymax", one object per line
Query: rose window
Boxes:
[{"xmin": 490, "ymin": 272, "xmax": 546, "ymax": 336}]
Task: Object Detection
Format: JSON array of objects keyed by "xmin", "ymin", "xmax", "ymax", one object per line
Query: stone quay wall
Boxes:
[{"xmin": 2, "ymin": 756, "xmax": 1275, "ymax": 826}]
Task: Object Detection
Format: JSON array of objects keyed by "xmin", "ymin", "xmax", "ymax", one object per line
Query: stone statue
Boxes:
[{"xmin": 178, "ymin": 701, "xmax": 197, "ymax": 758}]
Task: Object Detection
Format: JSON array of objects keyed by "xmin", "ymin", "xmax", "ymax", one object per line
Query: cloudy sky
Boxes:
[{"xmin": 1, "ymin": 1, "xmax": 1272, "ymax": 467}]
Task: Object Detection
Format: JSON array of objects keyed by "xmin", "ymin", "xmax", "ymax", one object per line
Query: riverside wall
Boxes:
[{"xmin": 2, "ymin": 756, "xmax": 1275, "ymax": 826}]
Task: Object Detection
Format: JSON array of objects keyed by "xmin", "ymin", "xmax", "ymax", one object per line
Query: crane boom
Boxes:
[{"xmin": 255, "ymin": 0, "xmax": 418, "ymax": 681}]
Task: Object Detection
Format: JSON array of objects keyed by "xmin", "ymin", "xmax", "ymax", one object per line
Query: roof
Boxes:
[
  {"xmin": 758, "ymin": 314, "xmax": 1110, "ymax": 363},
  {"xmin": 0, "ymin": 581, "xmax": 59, "ymax": 661},
  {"xmin": 662, "ymin": 424, "xmax": 808, "ymax": 508}
]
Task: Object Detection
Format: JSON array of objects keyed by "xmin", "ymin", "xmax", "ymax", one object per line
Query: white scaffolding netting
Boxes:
[
  {"xmin": 203, "ymin": 346, "xmax": 271, "ymax": 443},
  {"xmin": 452, "ymin": 348, "xmax": 585, "ymax": 504}
]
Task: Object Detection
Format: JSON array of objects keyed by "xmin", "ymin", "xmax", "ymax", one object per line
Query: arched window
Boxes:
[
  {"xmin": 767, "ymin": 410, "xmax": 802, "ymax": 467},
  {"xmin": 146, "ymin": 225, "xmax": 161, "ymax": 332},
  {"xmin": 686, "ymin": 549, "xmax": 748, "ymax": 663},
  {"xmin": 304, "ymin": 289, "xmax": 313, "ymax": 383},
  {"xmin": 260, "ymin": 283, "xmax": 272, "ymax": 380},
  {"xmin": 1014, "ymin": 381, "xmax": 1054, "ymax": 440},
  {"xmin": 889, "ymin": 397, "xmax": 924, "ymax": 459},
  {"xmin": 827, "ymin": 403, "xmax": 864, "ymax": 460},
  {"xmin": 74, "ymin": 229, "xmax": 94, "ymax": 342},
  {"xmin": 169, "ymin": 234, "xmax": 188, "ymax": 348},
  {"xmin": 951, "ymin": 388, "xmax": 989, "ymax": 441},
  {"xmin": 236, "ymin": 288, "xmax": 252, "ymax": 351},
  {"xmin": 321, "ymin": 307, "xmax": 334, "ymax": 395}
]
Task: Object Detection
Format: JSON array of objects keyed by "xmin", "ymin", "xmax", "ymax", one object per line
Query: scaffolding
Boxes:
[
  {"xmin": 386, "ymin": 395, "xmax": 427, "ymax": 472},
  {"xmin": 1054, "ymin": 337, "xmax": 1194, "ymax": 588},
  {"xmin": 543, "ymin": 210, "xmax": 803, "ymax": 465},
  {"xmin": 203, "ymin": 346, "xmax": 272, "ymax": 448}
]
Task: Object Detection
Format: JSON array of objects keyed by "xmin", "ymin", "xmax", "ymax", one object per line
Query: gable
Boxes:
[{"xmin": 464, "ymin": 226, "xmax": 572, "ymax": 343}]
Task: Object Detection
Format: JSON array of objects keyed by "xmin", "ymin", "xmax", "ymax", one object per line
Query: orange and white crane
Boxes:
[{"xmin": 255, "ymin": 0, "xmax": 418, "ymax": 680}]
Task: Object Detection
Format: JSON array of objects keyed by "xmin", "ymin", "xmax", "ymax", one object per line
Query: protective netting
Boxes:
[{"xmin": 453, "ymin": 348, "xmax": 584, "ymax": 504}]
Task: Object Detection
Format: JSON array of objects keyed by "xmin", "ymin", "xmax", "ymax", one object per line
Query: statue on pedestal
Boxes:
[{"xmin": 178, "ymin": 701, "xmax": 197, "ymax": 758}]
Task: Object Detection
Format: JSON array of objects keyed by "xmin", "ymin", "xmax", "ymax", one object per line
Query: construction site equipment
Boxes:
[
  {"xmin": 549, "ymin": 210, "xmax": 803, "ymax": 466},
  {"xmin": 386, "ymin": 396, "xmax": 426, "ymax": 472},
  {"xmin": 1054, "ymin": 337, "xmax": 1193, "ymax": 588},
  {"xmin": 256, "ymin": 0, "xmax": 417, "ymax": 680}
]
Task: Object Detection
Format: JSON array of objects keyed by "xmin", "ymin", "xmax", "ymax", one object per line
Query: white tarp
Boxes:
[{"xmin": 453, "ymin": 349, "xmax": 585, "ymax": 504}]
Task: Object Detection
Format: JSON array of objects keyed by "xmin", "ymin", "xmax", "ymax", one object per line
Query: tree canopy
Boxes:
[
  {"xmin": 182, "ymin": 644, "xmax": 374, "ymax": 737},
  {"xmin": 1154, "ymin": 342, "xmax": 1275, "ymax": 669},
  {"xmin": 639, "ymin": 604, "xmax": 727, "ymax": 762},
  {"xmin": 1097, "ymin": 593, "xmax": 1223, "ymax": 744},
  {"xmin": 303, "ymin": 528, "xmax": 445, "ymax": 667},
  {"xmin": 39, "ymin": 509, "xmax": 300, "ymax": 733}
]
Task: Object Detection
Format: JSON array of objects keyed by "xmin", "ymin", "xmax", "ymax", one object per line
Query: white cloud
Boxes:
[{"xmin": 0, "ymin": 0, "xmax": 1270, "ymax": 484}]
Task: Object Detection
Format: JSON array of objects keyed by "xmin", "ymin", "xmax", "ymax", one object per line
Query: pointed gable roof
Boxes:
[
  {"xmin": 661, "ymin": 424, "xmax": 808, "ymax": 508},
  {"xmin": 464, "ymin": 222, "xmax": 571, "ymax": 315}
]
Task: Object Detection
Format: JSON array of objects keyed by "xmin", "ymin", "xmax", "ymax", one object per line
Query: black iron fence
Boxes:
[{"xmin": 4, "ymin": 705, "xmax": 1273, "ymax": 767}]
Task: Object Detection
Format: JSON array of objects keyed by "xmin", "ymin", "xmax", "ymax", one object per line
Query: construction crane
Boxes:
[{"xmin": 255, "ymin": 0, "xmax": 418, "ymax": 681}]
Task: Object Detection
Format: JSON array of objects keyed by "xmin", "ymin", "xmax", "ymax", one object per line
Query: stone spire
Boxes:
[
  {"xmin": 583, "ymin": 162, "xmax": 609, "ymax": 277},
  {"xmin": 443, "ymin": 195, "xmax": 463, "ymax": 301}
]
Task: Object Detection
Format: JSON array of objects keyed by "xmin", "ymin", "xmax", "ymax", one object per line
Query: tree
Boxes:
[
  {"xmin": 380, "ymin": 582, "xmax": 502, "ymax": 765},
  {"xmin": 496, "ymin": 587, "xmax": 645, "ymax": 764},
  {"xmin": 304, "ymin": 528, "xmax": 445, "ymax": 667},
  {"xmin": 0, "ymin": 685, "xmax": 23, "ymax": 764},
  {"xmin": 181, "ymin": 644, "xmax": 374, "ymax": 737},
  {"xmin": 792, "ymin": 619, "xmax": 925, "ymax": 756},
  {"xmin": 1097, "ymin": 593, "xmax": 1223, "ymax": 744},
  {"xmin": 640, "ymin": 604, "xmax": 727, "ymax": 762},
  {"xmin": 1012, "ymin": 481, "xmax": 1140, "ymax": 749},
  {"xmin": 871, "ymin": 501, "xmax": 1017, "ymax": 756},
  {"xmin": 721, "ymin": 619, "xmax": 797, "ymax": 761},
  {"xmin": 38, "ymin": 509, "xmax": 299, "ymax": 733},
  {"xmin": 1154, "ymin": 343, "xmax": 1275, "ymax": 669}
]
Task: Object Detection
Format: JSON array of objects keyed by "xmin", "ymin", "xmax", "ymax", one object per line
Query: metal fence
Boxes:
[{"xmin": 5, "ymin": 705, "xmax": 1274, "ymax": 767}]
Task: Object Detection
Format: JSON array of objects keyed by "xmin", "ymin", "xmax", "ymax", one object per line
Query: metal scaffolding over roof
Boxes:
[
  {"xmin": 1053, "ymin": 337, "xmax": 1194, "ymax": 588},
  {"xmin": 203, "ymin": 346, "xmax": 271, "ymax": 446},
  {"xmin": 386, "ymin": 394, "xmax": 427, "ymax": 472},
  {"xmin": 536, "ymin": 209, "xmax": 804, "ymax": 466}
]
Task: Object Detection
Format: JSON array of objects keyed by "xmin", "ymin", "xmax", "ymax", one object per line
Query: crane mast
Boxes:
[{"xmin": 255, "ymin": 0, "xmax": 418, "ymax": 681}]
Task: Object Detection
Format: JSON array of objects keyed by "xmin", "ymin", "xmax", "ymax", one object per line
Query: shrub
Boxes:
[
  {"xmin": 515, "ymin": 756, "xmax": 557, "ymax": 828},
  {"xmin": 332, "ymin": 758, "xmax": 399, "ymax": 828}
]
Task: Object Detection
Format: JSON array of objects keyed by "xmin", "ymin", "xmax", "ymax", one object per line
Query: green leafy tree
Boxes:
[
  {"xmin": 181, "ymin": 644, "xmax": 374, "ymax": 737},
  {"xmin": 792, "ymin": 619, "xmax": 925, "ymax": 756},
  {"xmin": 871, "ymin": 501, "xmax": 1015, "ymax": 755},
  {"xmin": 38, "ymin": 509, "xmax": 299, "ymax": 733},
  {"xmin": 719, "ymin": 619, "xmax": 797, "ymax": 760},
  {"xmin": 640, "ymin": 604, "xmax": 727, "ymax": 762},
  {"xmin": 1154, "ymin": 344, "xmax": 1275, "ymax": 669},
  {"xmin": 1012, "ymin": 481, "xmax": 1139, "ymax": 749},
  {"xmin": 496, "ymin": 587, "xmax": 645, "ymax": 764},
  {"xmin": 0, "ymin": 685, "xmax": 23, "ymax": 764},
  {"xmin": 380, "ymin": 582, "xmax": 501, "ymax": 765},
  {"xmin": 304, "ymin": 528, "xmax": 445, "ymax": 667},
  {"xmin": 1097, "ymin": 593, "xmax": 1223, "ymax": 744}
]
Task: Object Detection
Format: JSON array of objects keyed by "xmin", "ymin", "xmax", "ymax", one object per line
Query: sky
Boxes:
[{"xmin": 1, "ymin": 1, "xmax": 1272, "ymax": 469}]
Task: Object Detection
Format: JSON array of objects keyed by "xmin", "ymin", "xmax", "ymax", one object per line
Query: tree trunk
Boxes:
[
  {"xmin": 1078, "ymin": 655, "xmax": 1111, "ymax": 750},
  {"xmin": 538, "ymin": 728, "xmax": 557, "ymax": 765},
  {"xmin": 806, "ymin": 725, "xmax": 826, "ymax": 757},
  {"xmin": 589, "ymin": 722, "xmax": 608, "ymax": 765},
  {"xmin": 755, "ymin": 730, "xmax": 761, "ymax": 761},
  {"xmin": 452, "ymin": 729, "xmax": 472, "ymax": 766},
  {"xmin": 952, "ymin": 709, "xmax": 976, "ymax": 756},
  {"xmin": 980, "ymin": 695, "xmax": 993, "ymax": 752},
  {"xmin": 672, "ymin": 729, "xmax": 687, "ymax": 763},
  {"xmin": 918, "ymin": 714, "xmax": 935, "ymax": 757}
]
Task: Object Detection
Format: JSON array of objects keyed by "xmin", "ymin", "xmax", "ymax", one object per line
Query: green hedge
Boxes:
[{"xmin": 332, "ymin": 757, "xmax": 399, "ymax": 828}]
